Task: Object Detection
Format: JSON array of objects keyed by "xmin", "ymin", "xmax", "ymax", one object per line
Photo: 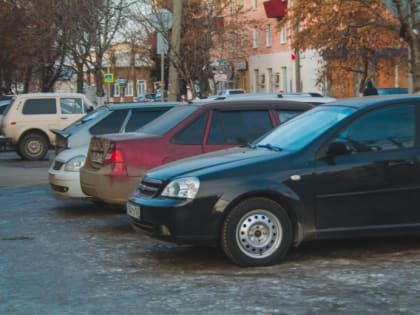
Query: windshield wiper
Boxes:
[{"xmin": 255, "ymin": 143, "xmax": 282, "ymax": 152}]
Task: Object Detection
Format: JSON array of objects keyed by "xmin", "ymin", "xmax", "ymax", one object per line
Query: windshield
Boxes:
[
  {"xmin": 138, "ymin": 105, "xmax": 199, "ymax": 136},
  {"xmin": 256, "ymin": 105, "xmax": 356, "ymax": 151}
]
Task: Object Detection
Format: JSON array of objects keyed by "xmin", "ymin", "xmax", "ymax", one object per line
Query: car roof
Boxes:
[
  {"xmin": 13, "ymin": 92, "xmax": 88, "ymax": 98},
  {"xmin": 323, "ymin": 94, "xmax": 420, "ymax": 110},
  {"xmin": 105, "ymin": 102, "xmax": 180, "ymax": 110},
  {"xmin": 188, "ymin": 98, "xmax": 314, "ymax": 110},
  {"xmin": 206, "ymin": 92, "xmax": 336, "ymax": 103}
]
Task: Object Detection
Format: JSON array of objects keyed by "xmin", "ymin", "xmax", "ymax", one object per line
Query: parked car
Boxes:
[
  {"xmin": 51, "ymin": 102, "xmax": 177, "ymax": 156},
  {"xmin": 134, "ymin": 93, "xmax": 162, "ymax": 102},
  {"xmin": 80, "ymin": 98, "xmax": 316, "ymax": 206},
  {"xmin": 217, "ymin": 89, "xmax": 246, "ymax": 97},
  {"xmin": 48, "ymin": 102, "xmax": 178, "ymax": 199},
  {"xmin": 0, "ymin": 93, "xmax": 94, "ymax": 160},
  {"xmin": 127, "ymin": 94, "xmax": 420, "ymax": 267}
]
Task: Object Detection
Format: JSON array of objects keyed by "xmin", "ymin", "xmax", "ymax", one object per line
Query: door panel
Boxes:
[{"xmin": 312, "ymin": 104, "xmax": 419, "ymax": 230}]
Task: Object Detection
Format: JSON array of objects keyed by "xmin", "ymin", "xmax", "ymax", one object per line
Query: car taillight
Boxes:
[
  {"xmin": 103, "ymin": 144, "xmax": 127, "ymax": 175},
  {"xmin": 104, "ymin": 149, "xmax": 124, "ymax": 164}
]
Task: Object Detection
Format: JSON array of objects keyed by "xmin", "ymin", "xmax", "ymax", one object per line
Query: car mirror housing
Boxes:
[{"xmin": 327, "ymin": 141, "xmax": 352, "ymax": 156}]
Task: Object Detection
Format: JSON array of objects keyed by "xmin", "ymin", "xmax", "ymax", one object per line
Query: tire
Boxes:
[
  {"xmin": 19, "ymin": 133, "xmax": 49, "ymax": 160},
  {"xmin": 221, "ymin": 197, "xmax": 292, "ymax": 267}
]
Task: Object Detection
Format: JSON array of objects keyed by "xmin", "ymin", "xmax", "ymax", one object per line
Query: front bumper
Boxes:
[
  {"xmin": 127, "ymin": 194, "xmax": 222, "ymax": 245},
  {"xmin": 48, "ymin": 166, "xmax": 89, "ymax": 199}
]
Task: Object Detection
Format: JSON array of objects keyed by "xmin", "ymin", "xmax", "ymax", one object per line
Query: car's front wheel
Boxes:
[
  {"xmin": 221, "ymin": 197, "xmax": 292, "ymax": 267},
  {"xmin": 19, "ymin": 133, "xmax": 49, "ymax": 160}
]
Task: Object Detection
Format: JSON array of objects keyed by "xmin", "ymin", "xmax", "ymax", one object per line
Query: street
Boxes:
[{"xmin": 1, "ymin": 152, "xmax": 420, "ymax": 315}]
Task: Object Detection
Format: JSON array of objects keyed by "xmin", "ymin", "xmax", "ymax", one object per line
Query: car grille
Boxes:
[
  {"xmin": 52, "ymin": 160, "xmax": 64, "ymax": 170},
  {"xmin": 138, "ymin": 177, "xmax": 164, "ymax": 197}
]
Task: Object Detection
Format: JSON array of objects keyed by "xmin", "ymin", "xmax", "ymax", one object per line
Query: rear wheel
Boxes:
[
  {"xmin": 19, "ymin": 133, "xmax": 49, "ymax": 160},
  {"xmin": 221, "ymin": 197, "xmax": 292, "ymax": 267}
]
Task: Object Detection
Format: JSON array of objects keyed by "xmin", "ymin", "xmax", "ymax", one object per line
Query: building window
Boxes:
[
  {"xmin": 254, "ymin": 69, "xmax": 260, "ymax": 92},
  {"xmin": 137, "ymin": 80, "xmax": 146, "ymax": 96},
  {"xmin": 125, "ymin": 80, "xmax": 133, "ymax": 96},
  {"xmin": 280, "ymin": 25, "xmax": 287, "ymax": 44},
  {"xmin": 252, "ymin": 27, "xmax": 259, "ymax": 48},
  {"xmin": 114, "ymin": 83, "xmax": 120, "ymax": 97},
  {"xmin": 265, "ymin": 24, "xmax": 272, "ymax": 47},
  {"xmin": 252, "ymin": 0, "xmax": 257, "ymax": 10}
]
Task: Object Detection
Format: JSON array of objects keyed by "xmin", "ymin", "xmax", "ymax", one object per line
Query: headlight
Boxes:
[
  {"xmin": 161, "ymin": 177, "xmax": 200, "ymax": 199},
  {"xmin": 64, "ymin": 155, "xmax": 86, "ymax": 172}
]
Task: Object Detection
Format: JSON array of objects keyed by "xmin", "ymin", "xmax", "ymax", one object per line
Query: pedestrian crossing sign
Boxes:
[{"xmin": 104, "ymin": 73, "xmax": 114, "ymax": 83}]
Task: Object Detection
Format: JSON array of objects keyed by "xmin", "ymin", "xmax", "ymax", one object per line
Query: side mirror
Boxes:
[
  {"xmin": 327, "ymin": 141, "xmax": 352, "ymax": 156},
  {"xmin": 87, "ymin": 106, "xmax": 94, "ymax": 113}
]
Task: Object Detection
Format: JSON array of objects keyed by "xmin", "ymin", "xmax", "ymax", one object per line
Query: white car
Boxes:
[{"xmin": 49, "ymin": 146, "xmax": 88, "ymax": 198}]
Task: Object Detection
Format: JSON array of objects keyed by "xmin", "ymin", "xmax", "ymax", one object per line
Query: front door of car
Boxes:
[{"xmin": 311, "ymin": 104, "xmax": 420, "ymax": 231}]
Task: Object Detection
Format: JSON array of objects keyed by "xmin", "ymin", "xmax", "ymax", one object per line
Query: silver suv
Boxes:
[{"xmin": 1, "ymin": 93, "xmax": 94, "ymax": 160}]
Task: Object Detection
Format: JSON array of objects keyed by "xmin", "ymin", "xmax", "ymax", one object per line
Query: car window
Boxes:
[
  {"xmin": 90, "ymin": 110, "xmax": 128, "ymax": 135},
  {"xmin": 139, "ymin": 105, "xmax": 199, "ymax": 136},
  {"xmin": 336, "ymin": 105, "xmax": 415, "ymax": 152},
  {"xmin": 125, "ymin": 109, "xmax": 169, "ymax": 132},
  {"xmin": 207, "ymin": 110, "xmax": 272, "ymax": 144},
  {"xmin": 66, "ymin": 107, "xmax": 108, "ymax": 129},
  {"xmin": 259, "ymin": 106, "xmax": 355, "ymax": 151},
  {"xmin": 0, "ymin": 100, "xmax": 11, "ymax": 114},
  {"xmin": 60, "ymin": 98, "xmax": 84, "ymax": 114},
  {"xmin": 171, "ymin": 112, "xmax": 208, "ymax": 144},
  {"xmin": 277, "ymin": 110, "xmax": 301, "ymax": 123},
  {"xmin": 22, "ymin": 98, "xmax": 56, "ymax": 114}
]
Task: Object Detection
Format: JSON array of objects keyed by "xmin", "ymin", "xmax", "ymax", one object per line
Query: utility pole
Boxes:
[{"xmin": 167, "ymin": 0, "xmax": 183, "ymax": 101}]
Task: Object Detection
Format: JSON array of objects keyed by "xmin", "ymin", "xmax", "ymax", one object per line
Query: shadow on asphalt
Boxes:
[{"xmin": 49, "ymin": 198, "xmax": 420, "ymax": 268}]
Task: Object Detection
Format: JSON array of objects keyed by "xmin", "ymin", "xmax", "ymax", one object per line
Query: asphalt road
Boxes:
[{"xmin": 1, "ymin": 151, "xmax": 420, "ymax": 315}]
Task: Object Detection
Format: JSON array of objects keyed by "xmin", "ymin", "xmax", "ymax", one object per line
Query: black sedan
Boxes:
[{"xmin": 127, "ymin": 94, "xmax": 420, "ymax": 266}]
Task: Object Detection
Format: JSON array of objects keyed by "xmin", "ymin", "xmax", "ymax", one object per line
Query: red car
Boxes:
[{"xmin": 80, "ymin": 98, "xmax": 314, "ymax": 206}]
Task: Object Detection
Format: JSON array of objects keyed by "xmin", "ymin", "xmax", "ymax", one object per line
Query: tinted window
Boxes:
[
  {"xmin": 60, "ymin": 98, "xmax": 84, "ymax": 114},
  {"xmin": 172, "ymin": 112, "xmax": 208, "ymax": 144},
  {"xmin": 277, "ymin": 110, "xmax": 301, "ymax": 123},
  {"xmin": 22, "ymin": 98, "xmax": 56, "ymax": 114},
  {"xmin": 139, "ymin": 105, "xmax": 199, "ymax": 136},
  {"xmin": 208, "ymin": 110, "xmax": 272, "ymax": 144},
  {"xmin": 0, "ymin": 100, "xmax": 11, "ymax": 114},
  {"xmin": 90, "ymin": 110, "xmax": 128, "ymax": 135},
  {"xmin": 125, "ymin": 109, "xmax": 168, "ymax": 132},
  {"xmin": 336, "ymin": 105, "xmax": 415, "ymax": 152}
]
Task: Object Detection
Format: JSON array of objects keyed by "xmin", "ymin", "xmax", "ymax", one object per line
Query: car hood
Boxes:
[
  {"xmin": 147, "ymin": 146, "xmax": 289, "ymax": 180},
  {"xmin": 55, "ymin": 146, "xmax": 89, "ymax": 162},
  {"xmin": 96, "ymin": 131, "xmax": 158, "ymax": 142}
]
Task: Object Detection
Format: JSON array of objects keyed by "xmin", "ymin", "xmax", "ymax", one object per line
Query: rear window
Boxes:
[
  {"xmin": 139, "ymin": 105, "xmax": 199, "ymax": 136},
  {"xmin": 22, "ymin": 98, "xmax": 56, "ymax": 114},
  {"xmin": 90, "ymin": 110, "xmax": 129, "ymax": 135},
  {"xmin": 125, "ymin": 108, "xmax": 169, "ymax": 132}
]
